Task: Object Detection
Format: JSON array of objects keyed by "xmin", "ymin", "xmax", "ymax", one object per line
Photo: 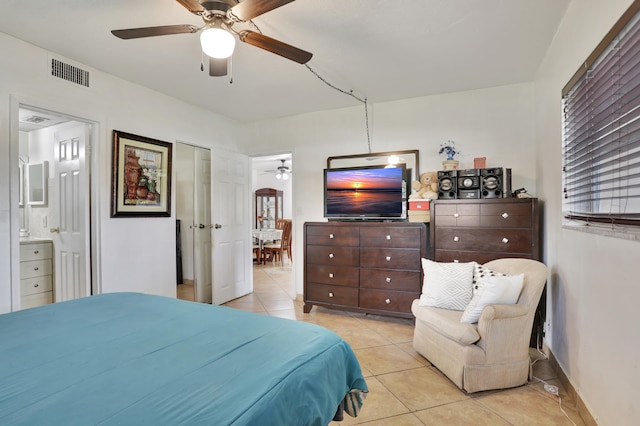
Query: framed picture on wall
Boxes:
[{"xmin": 111, "ymin": 130, "xmax": 172, "ymax": 217}]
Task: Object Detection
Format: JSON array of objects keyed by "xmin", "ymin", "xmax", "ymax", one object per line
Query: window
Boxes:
[{"xmin": 562, "ymin": 1, "xmax": 640, "ymax": 227}]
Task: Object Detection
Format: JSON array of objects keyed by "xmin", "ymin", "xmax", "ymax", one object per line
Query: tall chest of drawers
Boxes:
[
  {"xmin": 430, "ymin": 198, "xmax": 540, "ymax": 263},
  {"xmin": 303, "ymin": 221, "xmax": 428, "ymax": 319},
  {"xmin": 20, "ymin": 240, "xmax": 55, "ymax": 309}
]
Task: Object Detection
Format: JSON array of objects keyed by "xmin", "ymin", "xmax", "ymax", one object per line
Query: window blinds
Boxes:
[{"xmin": 562, "ymin": 1, "xmax": 640, "ymax": 226}]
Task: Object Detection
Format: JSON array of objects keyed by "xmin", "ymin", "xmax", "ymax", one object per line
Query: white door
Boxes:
[
  {"xmin": 51, "ymin": 123, "xmax": 90, "ymax": 301},
  {"xmin": 211, "ymin": 149, "xmax": 251, "ymax": 305},
  {"xmin": 193, "ymin": 147, "xmax": 212, "ymax": 303}
]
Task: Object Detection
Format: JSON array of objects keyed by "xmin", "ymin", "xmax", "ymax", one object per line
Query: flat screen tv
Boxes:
[{"xmin": 324, "ymin": 164, "xmax": 407, "ymax": 220}]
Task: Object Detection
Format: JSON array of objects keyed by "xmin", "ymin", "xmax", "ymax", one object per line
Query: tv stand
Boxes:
[{"xmin": 303, "ymin": 221, "xmax": 428, "ymax": 319}]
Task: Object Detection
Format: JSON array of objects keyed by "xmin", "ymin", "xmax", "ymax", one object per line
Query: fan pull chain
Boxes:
[
  {"xmin": 229, "ymin": 56, "xmax": 233, "ymax": 84},
  {"xmin": 200, "ymin": 51, "xmax": 204, "ymax": 72}
]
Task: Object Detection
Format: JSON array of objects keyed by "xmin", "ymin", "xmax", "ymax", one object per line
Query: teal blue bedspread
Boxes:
[{"xmin": 0, "ymin": 293, "xmax": 367, "ymax": 425}]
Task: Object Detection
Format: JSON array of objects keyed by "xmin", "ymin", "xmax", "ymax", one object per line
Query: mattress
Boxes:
[{"xmin": 0, "ymin": 292, "xmax": 367, "ymax": 425}]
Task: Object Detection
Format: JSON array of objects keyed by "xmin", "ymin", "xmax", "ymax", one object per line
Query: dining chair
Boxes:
[{"xmin": 264, "ymin": 220, "xmax": 292, "ymax": 265}]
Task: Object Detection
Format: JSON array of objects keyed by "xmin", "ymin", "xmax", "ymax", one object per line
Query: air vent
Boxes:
[
  {"xmin": 51, "ymin": 58, "xmax": 90, "ymax": 87},
  {"xmin": 22, "ymin": 115, "xmax": 51, "ymax": 124}
]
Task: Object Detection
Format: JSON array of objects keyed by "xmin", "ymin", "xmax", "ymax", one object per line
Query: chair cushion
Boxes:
[
  {"xmin": 412, "ymin": 300, "xmax": 480, "ymax": 345},
  {"xmin": 460, "ymin": 273, "xmax": 524, "ymax": 324},
  {"xmin": 418, "ymin": 259, "xmax": 475, "ymax": 311}
]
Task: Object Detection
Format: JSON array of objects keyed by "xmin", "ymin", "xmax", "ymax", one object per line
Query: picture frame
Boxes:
[{"xmin": 111, "ymin": 130, "xmax": 172, "ymax": 217}]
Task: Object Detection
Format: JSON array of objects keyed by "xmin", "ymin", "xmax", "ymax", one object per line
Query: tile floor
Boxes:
[{"xmin": 221, "ymin": 260, "xmax": 585, "ymax": 425}]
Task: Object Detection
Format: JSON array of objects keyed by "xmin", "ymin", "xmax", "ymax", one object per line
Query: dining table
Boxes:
[{"xmin": 252, "ymin": 228, "xmax": 283, "ymax": 264}]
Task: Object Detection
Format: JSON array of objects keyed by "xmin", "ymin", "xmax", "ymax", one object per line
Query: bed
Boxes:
[{"xmin": 0, "ymin": 292, "xmax": 367, "ymax": 425}]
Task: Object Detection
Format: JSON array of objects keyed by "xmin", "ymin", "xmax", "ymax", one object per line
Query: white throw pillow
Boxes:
[
  {"xmin": 418, "ymin": 259, "xmax": 475, "ymax": 311},
  {"xmin": 460, "ymin": 273, "xmax": 525, "ymax": 324},
  {"xmin": 472, "ymin": 263, "xmax": 506, "ymax": 295}
]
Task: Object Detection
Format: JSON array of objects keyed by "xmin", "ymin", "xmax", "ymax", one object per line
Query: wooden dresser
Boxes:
[
  {"xmin": 20, "ymin": 240, "xmax": 54, "ymax": 309},
  {"xmin": 303, "ymin": 221, "xmax": 428, "ymax": 319},
  {"xmin": 430, "ymin": 198, "xmax": 540, "ymax": 263}
]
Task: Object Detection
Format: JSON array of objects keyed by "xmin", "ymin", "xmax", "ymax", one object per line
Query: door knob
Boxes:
[
  {"xmin": 214, "ymin": 224, "xmax": 222, "ymax": 229},
  {"xmin": 50, "ymin": 227, "xmax": 60, "ymax": 233}
]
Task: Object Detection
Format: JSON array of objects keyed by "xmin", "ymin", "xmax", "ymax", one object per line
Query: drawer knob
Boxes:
[
  {"xmin": 502, "ymin": 237, "xmax": 509, "ymax": 244},
  {"xmin": 385, "ymin": 298, "xmax": 391, "ymax": 304},
  {"xmin": 33, "ymin": 250, "xmax": 39, "ymax": 254},
  {"xmin": 386, "ymin": 234, "xmax": 391, "ymax": 240},
  {"xmin": 33, "ymin": 267, "xmax": 39, "ymax": 271},
  {"xmin": 329, "ymin": 233, "xmax": 334, "ymax": 239},
  {"xmin": 454, "ymin": 259, "xmax": 460, "ymax": 263},
  {"xmin": 502, "ymin": 212, "xmax": 509, "ymax": 219},
  {"xmin": 385, "ymin": 256, "xmax": 391, "ymax": 261},
  {"xmin": 329, "ymin": 253, "xmax": 334, "ymax": 259},
  {"xmin": 329, "ymin": 273, "xmax": 334, "ymax": 278},
  {"xmin": 386, "ymin": 277, "xmax": 391, "ymax": 283},
  {"xmin": 453, "ymin": 213, "xmax": 459, "ymax": 218},
  {"xmin": 453, "ymin": 236, "xmax": 459, "ymax": 242},
  {"xmin": 328, "ymin": 292, "xmax": 334, "ymax": 298}
]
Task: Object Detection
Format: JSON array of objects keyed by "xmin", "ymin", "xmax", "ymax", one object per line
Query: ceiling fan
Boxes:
[
  {"xmin": 264, "ymin": 159, "xmax": 292, "ymax": 180},
  {"xmin": 111, "ymin": 0, "xmax": 312, "ymax": 77}
]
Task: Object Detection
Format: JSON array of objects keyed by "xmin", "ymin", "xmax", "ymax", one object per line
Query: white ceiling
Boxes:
[{"xmin": 0, "ymin": 0, "xmax": 570, "ymax": 123}]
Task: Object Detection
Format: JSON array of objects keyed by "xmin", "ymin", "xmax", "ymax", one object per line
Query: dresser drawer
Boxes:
[
  {"xmin": 479, "ymin": 203, "xmax": 533, "ymax": 228},
  {"xmin": 360, "ymin": 226, "xmax": 422, "ymax": 249},
  {"xmin": 20, "ymin": 259, "xmax": 53, "ymax": 279},
  {"xmin": 360, "ymin": 269, "xmax": 421, "ymax": 292},
  {"xmin": 359, "ymin": 289, "xmax": 417, "ymax": 314},
  {"xmin": 306, "ymin": 246, "xmax": 359, "ymax": 266},
  {"xmin": 21, "ymin": 291, "xmax": 53, "ymax": 309},
  {"xmin": 433, "ymin": 250, "xmax": 532, "ymax": 264},
  {"xmin": 19, "ymin": 242, "xmax": 53, "ymax": 262},
  {"xmin": 360, "ymin": 248, "xmax": 421, "ymax": 270},
  {"xmin": 306, "ymin": 265, "xmax": 359, "ymax": 287},
  {"xmin": 305, "ymin": 283, "xmax": 359, "ymax": 306},
  {"xmin": 305, "ymin": 225, "xmax": 359, "ymax": 246},
  {"xmin": 434, "ymin": 228, "xmax": 532, "ymax": 254},
  {"xmin": 20, "ymin": 275, "xmax": 53, "ymax": 296}
]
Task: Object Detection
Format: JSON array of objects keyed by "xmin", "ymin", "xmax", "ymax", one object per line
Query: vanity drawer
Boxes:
[
  {"xmin": 19, "ymin": 242, "xmax": 53, "ymax": 262},
  {"xmin": 20, "ymin": 275, "xmax": 53, "ymax": 296},
  {"xmin": 21, "ymin": 292, "xmax": 53, "ymax": 309},
  {"xmin": 20, "ymin": 259, "xmax": 53, "ymax": 279}
]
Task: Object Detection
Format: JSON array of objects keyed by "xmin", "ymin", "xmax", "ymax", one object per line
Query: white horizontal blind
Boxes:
[{"xmin": 562, "ymin": 2, "xmax": 640, "ymax": 226}]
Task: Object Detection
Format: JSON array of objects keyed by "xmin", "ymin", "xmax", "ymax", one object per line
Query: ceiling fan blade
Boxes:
[
  {"xmin": 111, "ymin": 25, "xmax": 198, "ymax": 39},
  {"xmin": 239, "ymin": 30, "xmax": 312, "ymax": 64},
  {"xmin": 175, "ymin": 0, "xmax": 205, "ymax": 14},
  {"xmin": 230, "ymin": 0, "xmax": 295, "ymax": 21},
  {"xmin": 209, "ymin": 57, "xmax": 228, "ymax": 77}
]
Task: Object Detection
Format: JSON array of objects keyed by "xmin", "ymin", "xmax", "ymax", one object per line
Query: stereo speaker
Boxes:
[
  {"xmin": 437, "ymin": 170, "xmax": 457, "ymax": 199},
  {"xmin": 481, "ymin": 167, "xmax": 503, "ymax": 198},
  {"xmin": 505, "ymin": 168, "xmax": 513, "ymax": 197}
]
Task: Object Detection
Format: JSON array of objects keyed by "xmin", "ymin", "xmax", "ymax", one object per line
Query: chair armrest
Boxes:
[
  {"xmin": 475, "ymin": 304, "xmax": 531, "ymax": 361},
  {"xmin": 479, "ymin": 304, "xmax": 528, "ymax": 322}
]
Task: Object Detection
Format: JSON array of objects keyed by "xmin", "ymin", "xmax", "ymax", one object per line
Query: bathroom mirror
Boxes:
[
  {"xmin": 26, "ymin": 161, "xmax": 48, "ymax": 206},
  {"xmin": 327, "ymin": 150, "xmax": 420, "ymax": 184}
]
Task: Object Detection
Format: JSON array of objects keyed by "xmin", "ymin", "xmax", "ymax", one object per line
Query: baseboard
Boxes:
[
  {"xmin": 544, "ymin": 341, "xmax": 597, "ymax": 426},
  {"xmin": 179, "ymin": 279, "xmax": 194, "ymax": 286}
]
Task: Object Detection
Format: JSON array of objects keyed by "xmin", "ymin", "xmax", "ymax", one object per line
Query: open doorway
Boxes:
[{"xmin": 13, "ymin": 105, "xmax": 95, "ymax": 310}]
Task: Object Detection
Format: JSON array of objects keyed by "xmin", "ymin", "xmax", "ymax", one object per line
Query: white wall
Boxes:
[
  {"xmin": 240, "ymin": 82, "xmax": 536, "ymax": 297},
  {"xmin": 0, "ymin": 32, "xmax": 239, "ymax": 312},
  {"xmin": 534, "ymin": 0, "xmax": 639, "ymax": 424}
]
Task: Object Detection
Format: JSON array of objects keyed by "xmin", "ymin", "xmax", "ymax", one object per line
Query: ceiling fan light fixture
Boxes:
[{"xmin": 200, "ymin": 26, "xmax": 236, "ymax": 59}]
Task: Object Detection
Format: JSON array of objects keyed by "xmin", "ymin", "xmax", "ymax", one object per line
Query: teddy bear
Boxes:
[{"xmin": 409, "ymin": 171, "xmax": 439, "ymax": 200}]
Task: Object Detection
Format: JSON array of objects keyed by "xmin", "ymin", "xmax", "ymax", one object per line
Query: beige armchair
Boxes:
[{"xmin": 411, "ymin": 258, "xmax": 548, "ymax": 393}]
